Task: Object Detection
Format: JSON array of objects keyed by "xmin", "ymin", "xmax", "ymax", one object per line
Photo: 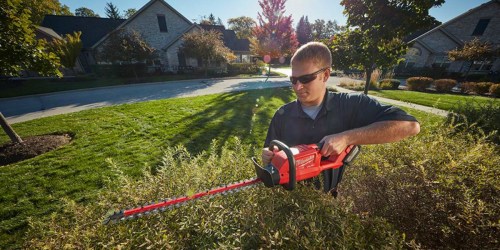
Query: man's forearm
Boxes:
[{"xmin": 342, "ymin": 120, "xmax": 420, "ymax": 145}]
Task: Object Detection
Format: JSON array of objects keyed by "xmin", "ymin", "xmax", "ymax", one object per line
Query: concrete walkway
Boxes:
[{"xmin": 0, "ymin": 72, "xmax": 449, "ymax": 124}]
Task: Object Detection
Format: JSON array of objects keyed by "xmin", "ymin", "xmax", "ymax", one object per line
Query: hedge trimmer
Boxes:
[{"xmin": 104, "ymin": 140, "xmax": 360, "ymax": 224}]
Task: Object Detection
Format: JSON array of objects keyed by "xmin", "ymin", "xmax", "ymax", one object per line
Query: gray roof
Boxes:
[
  {"xmin": 199, "ymin": 24, "xmax": 250, "ymax": 52},
  {"xmin": 41, "ymin": 15, "xmax": 126, "ymax": 48}
]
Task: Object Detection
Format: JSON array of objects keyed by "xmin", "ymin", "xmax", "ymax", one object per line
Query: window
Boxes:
[
  {"xmin": 432, "ymin": 55, "xmax": 450, "ymax": 68},
  {"xmin": 472, "ymin": 19, "xmax": 490, "ymax": 36},
  {"xmin": 471, "ymin": 60, "xmax": 493, "ymax": 71},
  {"xmin": 157, "ymin": 15, "xmax": 168, "ymax": 32}
]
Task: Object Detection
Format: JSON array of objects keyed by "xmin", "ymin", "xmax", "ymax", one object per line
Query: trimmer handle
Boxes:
[{"xmin": 269, "ymin": 140, "xmax": 296, "ymax": 190}]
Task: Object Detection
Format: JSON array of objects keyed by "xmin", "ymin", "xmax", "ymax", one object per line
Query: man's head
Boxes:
[{"xmin": 290, "ymin": 42, "xmax": 332, "ymax": 107}]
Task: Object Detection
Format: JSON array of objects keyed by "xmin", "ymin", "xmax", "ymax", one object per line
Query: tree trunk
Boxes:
[
  {"xmin": 0, "ymin": 112, "xmax": 23, "ymax": 143},
  {"xmin": 363, "ymin": 69, "xmax": 372, "ymax": 95}
]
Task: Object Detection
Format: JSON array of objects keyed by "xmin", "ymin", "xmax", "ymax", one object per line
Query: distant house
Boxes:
[
  {"xmin": 41, "ymin": 0, "xmax": 251, "ymax": 74},
  {"xmin": 398, "ymin": 0, "xmax": 499, "ymax": 76}
]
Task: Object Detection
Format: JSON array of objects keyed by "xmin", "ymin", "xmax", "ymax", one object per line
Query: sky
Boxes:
[{"xmin": 58, "ymin": 0, "xmax": 491, "ymax": 27}]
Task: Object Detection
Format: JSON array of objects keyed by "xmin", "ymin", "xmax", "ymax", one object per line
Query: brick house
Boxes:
[
  {"xmin": 41, "ymin": 0, "xmax": 251, "ymax": 73},
  {"xmin": 398, "ymin": 0, "xmax": 499, "ymax": 77}
]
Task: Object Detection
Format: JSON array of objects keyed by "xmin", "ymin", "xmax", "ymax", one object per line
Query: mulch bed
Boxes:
[{"xmin": 0, "ymin": 134, "xmax": 72, "ymax": 166}]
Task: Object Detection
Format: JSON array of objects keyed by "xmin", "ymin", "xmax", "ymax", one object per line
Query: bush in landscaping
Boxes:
[
  {"xmin": 474, "ymin": 82, "xmax": 495, "ymax": 95},
  {"xmin": 378, "ymin": 79, "xmax": 400, "ymax": 90},
  {"xmin": 406, "ymin": 77, "xmax": 433, "ymax": 91},
  {"xmin": 434, "ymin": 79, "xmax": 457, "ymax": 93},
  {"xmin": 227, "ymin": 63, "xmax": 260, "ymax": 75},
  {"xmin": 340, "ymin": 121, "xmax": 499, "ymax": 249},
  {"xmin": 91, "ymin": 64, "xmax": 148, "ymax": 78},
  {"xmin": 489, "ymin": 83, "xmax": 500, "ymax": 97},
  {"xmin": 448, "ymin": 99, "xmax": 500, "ymax": 144},
  {"xmin": 460, "ymin": 82, "xmax": 475, "ymax": 94},
  {"xmin": 25, "ymin": 138, "xmax": 404, "ymax": 249}
]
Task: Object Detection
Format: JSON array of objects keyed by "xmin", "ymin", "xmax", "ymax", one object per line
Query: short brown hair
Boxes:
[{"xmin": 291, "ymin": 42, "xmax": 332, "ymax": 68}]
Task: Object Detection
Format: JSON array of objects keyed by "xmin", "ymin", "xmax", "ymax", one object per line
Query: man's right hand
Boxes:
[{"xmin": 261, "ymin": 146, "xmax": 278, "ymax": 165}]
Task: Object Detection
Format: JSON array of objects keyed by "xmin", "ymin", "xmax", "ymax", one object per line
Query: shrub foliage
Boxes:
[
  {"xmin": 406, "ymin": 77, "xmax": 433, "ymax": 91},
  {"xmin": 378, "ymin": 79, "xmax": 400, "ymax": 90},
  {"xmin": 25, "ymin": 138, "xmax": 403, "ymax": 249},
  {"xmin": 25, "ymin": 124, "xmax": 499, "ymax": 248},
  {"xmin": 433, "ymin": 79, "xmax": 457, "ymax": 93}
]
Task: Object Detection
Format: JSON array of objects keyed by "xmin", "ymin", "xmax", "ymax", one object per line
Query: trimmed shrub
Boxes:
[
  {"xmin": 340, "ymin": 122, "xmax": 500, "ymax": 249},
  {"xmin": 474, "ymin": 82, "xmax": 494, "ymax": 95},
  {"xmin": 489, "ymin": 83, "xmax": 500, "ymax": 97},
  {"xmin": 406, "ymin": 77, "xmax": 433, "ymax": 91},
  {"xmin": 378, "ymin": 79, "xmax": 400, "ymax": 90},
  {"xmin": 434, "ymin": 79, "xmax": 457, "ymax": 93},
  {"xmin": 460, "ymin": 82, "xmax": 475, "ymax": 94},
  {"xmin": 227, "ymin": 63, "xmax": 260, "ymax": 75}
]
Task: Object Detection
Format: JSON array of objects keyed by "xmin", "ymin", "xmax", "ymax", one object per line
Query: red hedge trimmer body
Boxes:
[{"xmin": 104, "ymin": 140, "xmax": 360, "ymax": 224}]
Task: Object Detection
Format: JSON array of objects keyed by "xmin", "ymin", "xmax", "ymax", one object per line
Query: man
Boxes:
[{"xmin": 262, "ymin": 42, "xmax": 420, "ymax": 194}]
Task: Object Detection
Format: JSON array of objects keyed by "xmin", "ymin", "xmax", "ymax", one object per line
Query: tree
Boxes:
[
  {"xmin": 180, "ymin": 29, "xmax": 236, "ymax": 76},
  {"xmin": 97, "ymin": 29, "xmax": 156, "ymax": 77},
  {"xmin": 75, "ymin": 7, "xmax": 99, "ymax": 17},
  {"xmin": 48, "ymin": 31, "xmax": 83, "ymax": 72},
  {"xmin": 330, "ymin": 28, "xmax": 406, "ymax": 94},
  {"xmin": 341, "ymin": 0, "xmax": 444, "ymax": 38},
  {"xmin": 20, "ymin": 0, "xmax": 72, "ymax": 24},
  {"xmin": 337, "ymin": 0, "xmax": 445, "ymax": 94},
  {"xmin": 123, "ymin": 8, "xmax": 137, "ymax": 19},
  {"xmin": 311, "ymin": 19, "xmax": 325, "ymax": 40},
  {"xmin": 0, "ymin": 112, "xmax": 23, "ymax": 144},
  {"xmin": 448, "ymin": 38, "xmax": 500, "ymax": 79},
  {"xmin": 0, "ymin": 0, "xmax": 61, "ymax": 77},
  {"xmin": 252, "ymin": 0, "xmax": 298, "ymax": 61},
  {"xmin": 105, "ymin": 2, "xmax": 121, "ymax": 19},
  {"xmin": 296, "ymin": 16, "xmax": 312, "ymax": 45},
  {"xmin": 227, "ymin": 16, "xmax": 256, "ymax": 39}
]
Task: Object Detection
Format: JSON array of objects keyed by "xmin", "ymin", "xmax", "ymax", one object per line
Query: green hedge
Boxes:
[
  {"xmin": 227, "ymin": 63, "xmax": 260, "ymax": 74},
  {"xmin": 378, "ymin": 79, "xmax": 400, "ymax": 90}
]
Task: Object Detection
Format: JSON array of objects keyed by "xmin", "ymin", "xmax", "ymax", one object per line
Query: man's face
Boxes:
[{"xmin": 291, "ymin": 60, "xmax": 329, "ymax": 107}]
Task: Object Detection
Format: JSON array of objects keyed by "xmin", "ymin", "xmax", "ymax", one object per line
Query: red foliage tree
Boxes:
[{"xmin": 251, "ymin": 0, "xmax": 298, "ymax": 59}]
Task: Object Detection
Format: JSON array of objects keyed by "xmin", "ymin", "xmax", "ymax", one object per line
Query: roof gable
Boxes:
[
  {"xmin": 41, "ymin": 15, "xmax": 125, "ymax": 48},
  {"xmin": 410, "ymin": 0, "xmax": 500, "ymax": 43},
  {"xmin": 92, "ymin": 0, "xmax": 193, "ymax": 49}
]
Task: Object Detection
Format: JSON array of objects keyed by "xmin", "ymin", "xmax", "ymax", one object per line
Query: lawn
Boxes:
[{"xmin": 369, "ymin": 89, "xmax": 498, "ymax": 111}]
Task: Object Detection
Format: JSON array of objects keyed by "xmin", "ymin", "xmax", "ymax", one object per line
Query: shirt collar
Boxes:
[{"xmin": 293, "ymin": 90, "xmax": 332, "ymax": 118}]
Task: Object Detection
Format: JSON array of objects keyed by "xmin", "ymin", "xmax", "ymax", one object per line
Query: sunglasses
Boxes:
[{"xmin": 289, "ymin": 67, "xmax": 329, "ymax": 85}]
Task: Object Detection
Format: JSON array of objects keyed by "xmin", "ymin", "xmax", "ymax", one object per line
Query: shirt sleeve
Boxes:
[{"xmin": 347, "ymin": 93, "xmax": 418, "ymax": 128}]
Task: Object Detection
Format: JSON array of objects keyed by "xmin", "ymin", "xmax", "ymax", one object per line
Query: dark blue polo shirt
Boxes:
[
  {"xmin": 264, "ymin": 91, "xmax": 418, "ymax": 147},
  {"xmin": 263, "ymin": 91, "xmax": 418, "ymax": 192}
]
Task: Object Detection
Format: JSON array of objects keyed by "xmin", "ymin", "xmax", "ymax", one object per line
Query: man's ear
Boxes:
[{"xmin": 323, "ymin": 69, "xmax": 330, "ymax": 82}]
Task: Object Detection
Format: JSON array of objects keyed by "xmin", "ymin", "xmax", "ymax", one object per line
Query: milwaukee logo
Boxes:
[{"xmin": 296, "ymin": 155, "xmax": 315, "ymax": 168}]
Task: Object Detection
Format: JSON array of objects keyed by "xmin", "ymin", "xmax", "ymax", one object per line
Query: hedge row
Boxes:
[
  {"xmin": 407, "ymin": 77, "xmax": 499, "ymax": 96},
  {"xmin": 461, "ymin": 82, "xmax": 500, "ymax": 96}
]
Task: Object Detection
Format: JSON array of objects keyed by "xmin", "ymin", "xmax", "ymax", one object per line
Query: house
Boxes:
[
  {"xmin": 398, "ymin": 0, "xmax": 500, "ymax": 77},
  {"xmin": 41, "ymin": 0, "xmax": 251, "ymax": 74}
]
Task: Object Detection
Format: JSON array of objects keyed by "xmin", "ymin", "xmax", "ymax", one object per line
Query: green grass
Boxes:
[
  {"xmin": 0, "ymin": 88, "xmax": 442, "ymax": 248},
  {"xmin": 369, "ymin": 90, "xmax": 498, "ymax": 111}
]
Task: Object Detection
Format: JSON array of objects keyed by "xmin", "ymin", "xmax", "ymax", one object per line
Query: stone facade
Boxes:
[
  {"xmin": 401, "ymin": 0, "xmax": 500, "ymax": 75},
  {"xmin": 93, "ymin": 0, "xmax": 202, "ymax": 71}
]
